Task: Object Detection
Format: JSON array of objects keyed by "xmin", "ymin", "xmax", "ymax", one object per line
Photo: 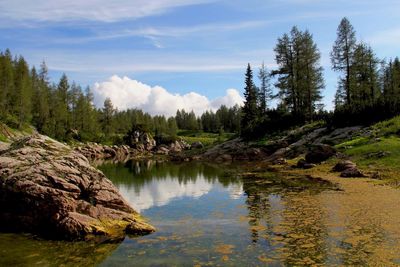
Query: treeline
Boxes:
[
  {"xmin": 241, "ymin": 17, "xmax": 400, "ymax": 139},
  {"xmin": 0, "ymin": 50, "xmax": 240, "ymax": 143},
  {"xmin": 2, "ymin": 17, "xmax": 400, "ymax": 143}
]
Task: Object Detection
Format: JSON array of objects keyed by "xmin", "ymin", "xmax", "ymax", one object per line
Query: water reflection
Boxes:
[
  {"xmin": 99, "ymin": 160, "xmax": 243, "ymax": 212},
  {"xmin": 0, "ymin": 233, "xmax": 119, "ymax": 266},
  {"xmin": 1, "ymin": 161, "xmax": 399, "ymax": 266}
]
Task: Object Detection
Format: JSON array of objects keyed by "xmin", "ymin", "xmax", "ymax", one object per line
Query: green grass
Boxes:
[
  {"xmin": 372, "ymin": 115, "xmax": 400, "ymax": 137},
  {"xmin": 335, "ymin": 137, "xmax": 370, "ymax": 149},
  {"xmin": 341, "ymin": 136, "xmax": 400, "ymax": 169},
  {"xmin": 332, "ymin": 116, "xmax": 400, "ymax": 185},
  {"xmin": 177, "ymin": 130, "xmax": 235, "ymax": 146},
  {"xmin": 0, "ymin": 134, "xmax": 7, "ymax": 142}
]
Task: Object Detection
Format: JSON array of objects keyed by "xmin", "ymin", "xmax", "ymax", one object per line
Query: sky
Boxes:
[{"xmin": 1, "ymin": 0, "xmax": 400, "ymax": 116}]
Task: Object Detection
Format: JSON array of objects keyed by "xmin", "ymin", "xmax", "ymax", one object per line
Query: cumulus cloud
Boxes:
[{"xmin": 92, "ymin": 75, "xmax": 243, "ymax": 116}]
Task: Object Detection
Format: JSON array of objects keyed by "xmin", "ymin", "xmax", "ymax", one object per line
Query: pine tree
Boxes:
[
  {"xmin": 241, "ymin": 64, "xmax": 259, "ymax": 138},
  {"xmin": 331, "ymin": 17, "xmax": 357, "ymax": 106}
]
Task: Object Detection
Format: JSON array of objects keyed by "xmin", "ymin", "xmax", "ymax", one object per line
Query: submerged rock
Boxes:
[{"xmin": 0, "ymin": 134, "xmax": 155, "ymax": 241}]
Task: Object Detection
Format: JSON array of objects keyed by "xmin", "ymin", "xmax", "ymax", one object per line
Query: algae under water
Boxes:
[{"xmin": 1, "ymin": 160, "xmax": 400, "ymax": 266}]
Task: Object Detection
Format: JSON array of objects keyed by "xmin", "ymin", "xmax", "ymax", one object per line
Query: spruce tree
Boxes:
[{"xmin": 241, "ymin": 63, "xmax": 258, "ymax": 138}]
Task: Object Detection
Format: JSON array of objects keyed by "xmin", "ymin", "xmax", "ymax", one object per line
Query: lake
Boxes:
[{"xmin": 1, "ymin": 160, "xmax": 399, "ymax": 266}]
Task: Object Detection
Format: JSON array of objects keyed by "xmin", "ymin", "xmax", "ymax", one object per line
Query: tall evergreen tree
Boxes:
[
  {"xmin": 350, "ymin": 43, "xmax": 380, "ymax": 108},
  {"xmin": 32, "ymin": 61, "xmax": 50, "ymax": 133},
  {"xmin": 101, "ymin": 97, "xmax": 115, "ymax": 139},
  {"xmin": 274, "ymin": 27, "xmax": 324, "ymax": 120},
  {"xmin": 13, "ymin": 56, "xmax": 32, "ymax": 126},
  {"xmin": 241, "ymin": 64, "xmax": 259, "ymax": 137},
  {"xmin": 331, "ymin": 17, "xmax": 357, "ymax": 106},
  {"xmin": 54, "ymin": 73, "xmax": 70, "ymax": 139},
  {"xmin": 0, "ymin": 49, "xmax": 15, "ymax": 119}
]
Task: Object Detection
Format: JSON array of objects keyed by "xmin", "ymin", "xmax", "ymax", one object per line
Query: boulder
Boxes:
[
  {"xmin": 340, "ymin": 167, "xmax": 366, "ymax": 178},
  {"xmin": 0, "ymin": 134, "xmax": 155, "ymax": 241},
  {"xmin": 297, "ymin": 158, "xmax": 316, "ymax": 169},
  {"xmin": 332, "ymin": 160, "xmax": 357, "ymax": 172},
  {"xmin": 124, "ymin": 130, "xmax": 156, "ymax": 151},
  {"xmin": 305, "ymin": 144, "xmax": 336, "ymax": 164},
  {"xmin": 273, "ymin": 157, "xmax": 287, "ymax": 165},
  {"xmin": 191, "ymin": 141, "xmax": 204, "ymax": 149}
]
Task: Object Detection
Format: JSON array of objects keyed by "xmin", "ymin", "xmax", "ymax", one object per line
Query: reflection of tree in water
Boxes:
[
  {"xmin": 242, "ymin": 175, "xmax": 332, "ymax": 265},
  {"xmin": 0, "ymin": 233, "xmax": 120, "ymax": 266},
  {"xmin": 99, "ymin": 160, "xmax": 241, "ymax": 192}
]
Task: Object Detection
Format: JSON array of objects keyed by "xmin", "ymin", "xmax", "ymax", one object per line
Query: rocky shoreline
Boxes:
[
  {"xmin": 0, "ymin": 124, "xmax": 372, "ymax": 241},
  {"xmin": 0, "ymin": 134, "xmax": 154, "ymax": 241}
]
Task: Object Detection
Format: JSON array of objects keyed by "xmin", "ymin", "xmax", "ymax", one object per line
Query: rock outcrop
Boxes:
[
  {"xmin": 0, "ymin": 134, "xmax": 155, "ymax": 241},
  {"xmin": 305, "ymin": 144, "xmax": 337, "ymax": 164},
  {"xmin": 201, "ymin": 138, "xmax": 267, "ymax": 162},
  {"xmin": 76, "ymin": 143, "xmax": 133, "ymax": 161},
  {"xmin": 332, "ymin": 160, "xmax": 366, "ymax": 178},
  {"xmin": 125, "ymin": 131, "xmax": 156, "ymax": 151}
]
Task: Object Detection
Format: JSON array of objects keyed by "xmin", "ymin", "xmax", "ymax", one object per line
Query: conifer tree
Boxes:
[
  {"xmin": 241, "ymin": 64, "xmax": 259, "ymax": 137},
  {"xmin": 54, "ymin": 73, "xmax": 70, "ymax": 139},
  {"xmin": 32, "ymin": 61, "xmax": 50, "ymax": 133},
  {"xmin": 258, "ymin": 62, "xmax": 273, "ymax": 115},
  {"xmin": 0, "ymin": 49, "xmax": 14, "ymax": 119},
  {"xmin": 331, "ymin": 17, "xmax": 357, "ymax": 106},
  {"xmin": 101, "ymin": 97, "xmax": 115, "ymax": 139},
  {"xmin": 13, "ymin": 56, "xmax": 32, "ymax": 126},
  {"xmin": 274, "ymin": 27, "xmax": 324, "ymax": 120}
]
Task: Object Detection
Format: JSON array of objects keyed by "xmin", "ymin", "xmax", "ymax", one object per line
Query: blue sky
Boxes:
[{"xmin": 1, "ymin": 0, "xmax": 400, "ymax": 113}]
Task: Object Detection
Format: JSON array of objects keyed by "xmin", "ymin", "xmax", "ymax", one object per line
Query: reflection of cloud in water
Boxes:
[
  {"xmin": 118, "ymin": 174, "xmax": 213, "ymax": 212},
  {"xmin": 226, "ymin": 183, "xmax": 244, "ymax": 200},
  {"xmin": 118, "ymin": 174, "xmax": 244, "ymax": 212}
]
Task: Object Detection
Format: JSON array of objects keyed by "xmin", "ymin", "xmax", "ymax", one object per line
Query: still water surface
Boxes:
[{"xmin": 1, "ymin": 160, "xmax": 400, "ymax": 266}]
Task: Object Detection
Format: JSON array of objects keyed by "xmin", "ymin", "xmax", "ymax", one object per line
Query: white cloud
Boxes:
[
  {"xmin": 118, "ymin": 174, "xmax": 213, "ymax": 212},
  {"xmin": 0, "ymin": 0, "xmax": 214, "ymax": 23},
  {"xmin": 92, "ymin": 75, "xmax": 243, "ymax": 116},
  {"xmin": 368, "ymin": 26, "xmax": 400, "ymax": 46}
]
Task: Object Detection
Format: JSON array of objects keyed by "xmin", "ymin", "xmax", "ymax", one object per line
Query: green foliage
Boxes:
[
  {"xmin": 331, "ymin": 17, "xmax": 357, "ymax": 106},
  {"xmin": 274, "ymin": 26, "xmax": 324, "ymax": 120},
  {"xmin": 241, "ymin": 64, "xmax": 260, "ymax": 139},
  {"xmin": 372, "ymin": 115, "xmax": 400, "ymax": 137},
  {"xmin": 178, "ymin": 130, "xmax": 234, "ymax": 146},
  {"xmin": 339, "ymin": 136, "xmax": 400, "ymax": 170}
]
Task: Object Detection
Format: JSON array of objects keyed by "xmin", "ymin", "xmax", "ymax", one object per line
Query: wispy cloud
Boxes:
[
  {"xmin": 49, "ymin": 20, "xmax": 270, "ymax": 44},
  {"xmin": 368, "ymin": 26, "xmax": 400, "ymax": 47},
  {"xmin": 0, "ymin": 0, "xmax": 216, "ymax": 23},
  {"xmin": 21, "ymin": 47, "xmax": 276, "ymax": 75}
]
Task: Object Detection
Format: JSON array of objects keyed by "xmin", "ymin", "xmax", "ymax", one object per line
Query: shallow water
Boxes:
[{"xmin": 1, "ymin": 160, "xmax": 400, "ymax": 266}]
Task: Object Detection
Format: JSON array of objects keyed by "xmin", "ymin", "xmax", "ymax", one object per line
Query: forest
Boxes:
[{"xmin": 1, "ymin": 17, "xmax": 400, "ymax": 143}]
